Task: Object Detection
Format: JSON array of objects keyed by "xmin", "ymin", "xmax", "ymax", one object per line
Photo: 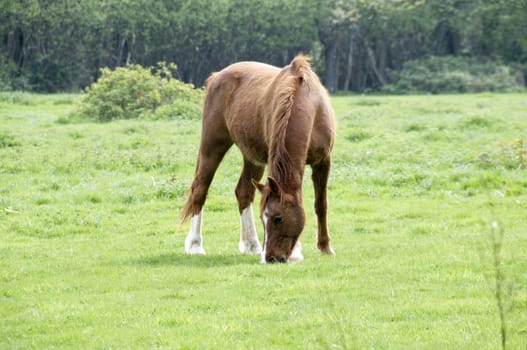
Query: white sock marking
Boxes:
[
  {"xmin": 185, "ymin": 211, "xmax": 206, "ymax": 254},
  {"xmin": 239, "ymin": 204, "xmax": 262, "ymax": 254},
  {"xmin": 289, "ymin": 241, "xmax": 304, "ymax": 262},
  {"xmin": 260, "ymin": 207, "xmax": 270, "ymax": 264}
]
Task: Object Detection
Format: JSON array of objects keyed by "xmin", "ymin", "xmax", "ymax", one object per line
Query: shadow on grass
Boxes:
[{"xmin": 134, "ymin": 252, "xmax": 259, "ymax": 268}]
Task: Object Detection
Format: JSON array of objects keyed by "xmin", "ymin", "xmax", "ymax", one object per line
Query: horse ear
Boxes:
[
  {"xmin": 251, "ymin": 179, "xmax": 265, "ymax": 193},
  {"xmin": 267, "ymin": 176, "xmax": 282, "ymax": 197}
]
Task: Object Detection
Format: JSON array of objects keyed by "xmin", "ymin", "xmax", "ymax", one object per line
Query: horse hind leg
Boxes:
[
  {"xmin": 235, "ymin": 159, "xmax": 264, "ymax": 254},
  {"xmin": 183, "ymin": 138, "xmax": 233, "ymax": 255},
  {"xmin": 312, "ymin": 156, "xmax": 335, "ymax": 255},
  {"xmin": 185, "ymin": 210, "xmax": 205, "ymax": 254}
]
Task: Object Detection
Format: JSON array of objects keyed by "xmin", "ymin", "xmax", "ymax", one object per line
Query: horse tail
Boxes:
[
  {"xmin": 289, "ymin": 54, "xmax": 312, "ymax": 83},
  {"xmin": 205, "ymin": 72, "xmax": 218, "ymax": 89},
  {"xmin": 180, "ymin": 154, "xmax": 199, "ymax": 226},
  {"xmin": 180, "ymin": 199, "xmax": 192, "ymax": 226}
]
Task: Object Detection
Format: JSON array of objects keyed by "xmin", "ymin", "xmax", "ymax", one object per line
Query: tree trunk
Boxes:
[
  {"xmin": 343, "ymin": 25, "xmax": 356, "ymax": 91},
  {"xmin": 117, "ymin": 37, "xmax": 126, "ymax": 66},
  {"xmin": 7, "ymin": 28, "xmax": 25, "ymax": 69},
  {"xmin": 325, "ymin": 42, "xmax": 337, "ymax": 93},
  {"xmin": 125, "ymin": 33, "xmax": 136, "ymax": 66},
  {"xmin": 363, "ymin": 36, "xmax": 388, "ymax": 87}
]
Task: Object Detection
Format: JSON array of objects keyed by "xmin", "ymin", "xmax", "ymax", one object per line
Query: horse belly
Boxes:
[
  {"xmin": 220, "ymin": 66, "xmax": 275, "ymax": 165},
  {"xmin": 229, "ymin": 115, "xmax": 268, "ymax": 165}
]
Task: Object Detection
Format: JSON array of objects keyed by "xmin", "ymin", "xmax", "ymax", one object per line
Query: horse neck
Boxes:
[
  {"xmin": 266, "ymin": 66, "xmax": 315, "ymax": 197},
  {"xmin": 268, "ymin": 110, "xmax": 311, "ymax": 196},
  {"xmin": 269, "ymin": 163, "xmax": 304, "ymax": 196}
]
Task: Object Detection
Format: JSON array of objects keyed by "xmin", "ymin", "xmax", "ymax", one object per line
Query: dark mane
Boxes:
[{"xmin": 269, "ymin": 55, "xmax": 313, "ymax": 189}]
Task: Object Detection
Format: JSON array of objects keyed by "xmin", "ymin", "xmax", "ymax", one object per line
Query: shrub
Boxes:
[
  {"xmin": 71, "ymin": 63, "xmax": 203, "ymax": 122},
  {"xmin": 0, "ymin": 57, "xmax": 14, "ymax": 91},
  {"xmin": 0, "ymin": 57, "xmax": 30, "ymax": 92},
  {"xmin": 0, "ymin": 132, "xmax": 19, "ymax": 148},
  {"xmin": 384, "ymin": 56, "xmax": 525, "ymax": 94},
  {"xmin": 150, "ymin": 100, "xmax": 202, "ymax": 120},
  {"xmin": 476, "ymin": 139, "xmax": 527, "ymax": 170}
]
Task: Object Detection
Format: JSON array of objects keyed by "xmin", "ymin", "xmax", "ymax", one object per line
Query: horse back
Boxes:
[
  {"xmin": 201, "ymin": 57, "xmax": 334, "ymax": 167},
  {"xmin": 203, "ymin": 62, "xmax": 280, "ymax": 164}
]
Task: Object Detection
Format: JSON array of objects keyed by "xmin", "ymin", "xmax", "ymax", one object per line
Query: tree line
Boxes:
[{"xmin": 1, "ymin": 0, "xmax": 526, "ymax": 92}]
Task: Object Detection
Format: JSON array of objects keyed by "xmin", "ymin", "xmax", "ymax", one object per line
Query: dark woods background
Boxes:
[{"xmin": 1, "ymin": 0, "xmax": 526, "ymax": 93}]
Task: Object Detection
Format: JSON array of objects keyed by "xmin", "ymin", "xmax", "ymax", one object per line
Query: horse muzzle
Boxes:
[{"xmin": 266, "ymin": 255, "xmax": 287, "ymax": 263}]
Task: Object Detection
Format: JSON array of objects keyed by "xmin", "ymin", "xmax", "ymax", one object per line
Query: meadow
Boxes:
[{"xmin": 1, "ymin": 92, "xmax": 526, "ymax": 349}]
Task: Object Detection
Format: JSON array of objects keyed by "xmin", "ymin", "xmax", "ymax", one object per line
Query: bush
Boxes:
[
  {"xmin": 0, "ymin": 132, "xmax": 19, "ymax": 148},
  {"xmin": 0, "ymin": 57, "xmax": 31, "ymax": 92},
  {"xmin": 384, "ymin": 56, "xmax": 525, "ymax": 94},
  {"xmin": 477, "ymin": 139, "xmax": 527, "ymax": 170},
  {"xmin": 150, "ymin": 100, "xmax": 203, "ymax": 120},
  {"xmin": 72, "ymin": 63, "xmax": 203, "ymax": 122}
]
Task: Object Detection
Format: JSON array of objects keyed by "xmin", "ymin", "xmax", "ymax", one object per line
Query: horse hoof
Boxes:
[
  {"xmin": 320, "ymin": 246, "xmax": 335, "ymax": 255},
  {"xmin": 289, "ymin": 251, "xmax": 304, "ymax": 262},
  {"xmin": 239, "ymin": 241, "xmax": 262, "ymax": 255},
  {"xmin": 289, "ymin": 241, "xmax": 304, "ymax": 262},
  {"xmin": 185, "ymin": 241, "xmax": 206, "ymax": 255}
]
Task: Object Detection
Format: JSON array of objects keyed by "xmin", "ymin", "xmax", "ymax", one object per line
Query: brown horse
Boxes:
[{"xmin": 181, "ymin": 54, "xmax": 335, "ymax": 263}]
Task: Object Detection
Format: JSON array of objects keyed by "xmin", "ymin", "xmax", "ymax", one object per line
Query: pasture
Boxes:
[{"xmin": 1, "ymin": 92, "xmax": 526, "ymax": 349}]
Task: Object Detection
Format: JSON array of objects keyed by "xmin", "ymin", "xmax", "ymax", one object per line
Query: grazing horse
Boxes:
[{"xmin": 181, "ymin": 54, "xmax": 335, "ymax": 263}]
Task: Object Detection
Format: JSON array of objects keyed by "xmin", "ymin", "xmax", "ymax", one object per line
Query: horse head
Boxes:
[{"xmin": 253, "ymin": 177, "xmax": 305, "ymax": 263}]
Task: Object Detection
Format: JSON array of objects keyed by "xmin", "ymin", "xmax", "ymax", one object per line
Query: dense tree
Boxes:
[{"xmin": 1, "ymin": 0, "xmax": 525, "ymax": 92}]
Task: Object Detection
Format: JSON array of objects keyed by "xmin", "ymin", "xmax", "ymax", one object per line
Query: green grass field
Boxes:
[{"xmin": 1, "ymin": 92, "xmax": 526, "ymax": 349}]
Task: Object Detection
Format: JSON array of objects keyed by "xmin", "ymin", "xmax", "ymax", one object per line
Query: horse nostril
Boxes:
[
  {"xmin": 266, "ymin": 255, "xmax": 287, "ymax": 263},
  {"xmin": 267, "ymin": 256, "xmax": 277, "ymax": 263}
]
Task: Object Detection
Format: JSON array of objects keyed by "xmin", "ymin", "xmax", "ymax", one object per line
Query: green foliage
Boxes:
[
  {"xmin": 0, "ymin": 132, "xmax": 19, "ymax": 148},
  {"xmin": 72, "ymin": 63, "xmax": 203, "ymax": 122},
  {"xmin": 0, "ymin": 91, "xmax": 35, "ymax": 105},
  {"xmin": 0, "ymin": 57, "xmax": 30, "ymax": 92},
  {"xmin": 0, "ymin": 57, "xmax": 15, "ymax": 91},
  {"xmin": 477, "ymin": 139, "xmax": 527, "ymax": 170},
  {"xmin": 384, "ymin": 56, "xmax": 525, "ymax": 94},
  {"xmin": 1, "ymin": 0, "xmax": 526, "ymax": 93},
  {"xmin": 150, "ymin": 100, "xmax": 203, "ymax": 121}
]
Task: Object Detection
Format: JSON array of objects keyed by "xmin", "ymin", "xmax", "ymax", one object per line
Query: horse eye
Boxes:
[{"xmin": 273, "ymin": 216, "xmax": 283, "ymax": 225}]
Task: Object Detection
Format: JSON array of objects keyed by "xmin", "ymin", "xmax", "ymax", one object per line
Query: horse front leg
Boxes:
[
  {"xmin": 235, "ymin": 159, "xmax": 264, "ymax": 254},
  {"xmin": 182, "ymin": 140, "xmax": 232, "ymax": 255},
  {"xmin": 312, "ymin": 156, "xmax": 335, "ymax": 255}
]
